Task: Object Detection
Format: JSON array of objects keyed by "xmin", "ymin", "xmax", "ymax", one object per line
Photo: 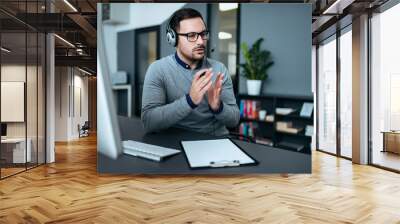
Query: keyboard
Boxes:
[{"xmin": 122, "ymin": 140, "xmax": 180, "ymax": 162}]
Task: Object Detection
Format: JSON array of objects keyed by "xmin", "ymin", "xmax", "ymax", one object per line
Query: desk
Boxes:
[
  {"xmin": 1, "ymin": 138, "xmax": 31, "ymax": 163},
  {"xmin": 98, "ymin": 116, "xmax": 311, "ymax": 174},
  {"xmin": 382, "ymin": 131, "xmax": 400, "ymax": 154}
]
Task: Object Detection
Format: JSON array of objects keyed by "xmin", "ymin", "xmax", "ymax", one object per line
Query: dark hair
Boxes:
[{"xmin": 169, "ymin": 8, "xmax": 205, "ymax": 32}]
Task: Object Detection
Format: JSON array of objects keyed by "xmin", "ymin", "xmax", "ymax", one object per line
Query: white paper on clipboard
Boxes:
[{"xmin": 181, "ymin": 139, "xmax": 256, "ymax": 168}]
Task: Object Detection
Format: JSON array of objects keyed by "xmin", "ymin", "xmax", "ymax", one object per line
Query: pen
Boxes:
[{"xmin": 200, "ymin": 68, "xmax": 212, "ymax": 78}]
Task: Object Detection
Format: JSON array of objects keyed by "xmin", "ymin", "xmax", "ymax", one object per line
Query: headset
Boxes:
[
  {"xmin": 166, "ymin": 15, "xmax": 178, "ymax": 47},
  {"xmin": 166, "ymin": 13, "xmax": 209, "ymax": 48}
]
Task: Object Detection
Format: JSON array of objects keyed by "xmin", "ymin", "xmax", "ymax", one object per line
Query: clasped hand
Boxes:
[{"xmin": 189, "ymin": 68, "xmax": 224, "ymax": 111}]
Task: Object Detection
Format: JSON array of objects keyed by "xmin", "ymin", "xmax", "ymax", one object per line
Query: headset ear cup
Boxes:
[
  {"xmin": 167, "ymin": 29, "xmax": 177, "ymax": 47},
  {"xmin": 167, "ymin": 30, "xmax": 176, "ymax": 47},
  {"xmin": 171, "ymin": 30, "xmax": 177, "ymax": 47},
  {"xmin": 166, "ymin": 31, "xmax": 172, "ymax": 45}
]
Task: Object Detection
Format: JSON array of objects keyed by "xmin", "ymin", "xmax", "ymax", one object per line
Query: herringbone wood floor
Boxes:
[{"xmin": 1, "ymin": 135, "xmax": 400, "ymax": 224}]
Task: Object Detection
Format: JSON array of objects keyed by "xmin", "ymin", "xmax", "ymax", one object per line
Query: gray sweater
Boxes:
[{"xmin": 141, "ymin": 54, "xmax": 240, "ymax": 136}]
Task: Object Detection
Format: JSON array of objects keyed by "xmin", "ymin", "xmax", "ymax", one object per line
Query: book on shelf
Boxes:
[
  {"xmin": 276, "ymin": 121, "xmax": 303, "ymax": 134},
  {"xmin": 239, "ymin": 122, "xmax": 258, "ymax": 138},
  {"xmin": 277, "ymin": 127, "xmax": 303, "ymax": 134},
  {"xmin": 240, "ymin": 99, "xmax": 261, "ymax": 120},
  {"xmin": 276, "ymin": 121, "xmax": 293, "ymax": 129},
  {"xmin": 265, "ymin": 115, "xmax": 274, "ymax": 122},
  {"xmin": 276, "ymin": 107, "xmax": 297, "ymax": 115},
  {"xmin": 300, "ymin": 102, "xmax": 313, "ymax": 117}
]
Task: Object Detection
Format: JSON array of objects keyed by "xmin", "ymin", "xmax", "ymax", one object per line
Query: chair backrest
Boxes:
[{"xmin": 82, "ymin": 121, "xmax": 90, "ymax": 129}]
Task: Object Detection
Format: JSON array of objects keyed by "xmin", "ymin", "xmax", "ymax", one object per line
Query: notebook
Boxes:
[{"xmin": 180, "ymin": 138, "xmax": 257, "ymax": 169}]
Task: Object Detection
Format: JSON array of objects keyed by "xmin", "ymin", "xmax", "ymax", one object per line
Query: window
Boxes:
[
  {"xmin": 0, "ymin": 1, "xmax": 46, "ymax": 179},
  {"xmin": 370, "ymin": 2, "xmax": 400, "ymax": 171},
  {"xmin": 317, "ymin": 24, "xmax": 353, "ymax": 159},
  {"xmin": 209, "ymin": 3, "xmax": 238, "ymax": 92},
  {"xmin": 339, "ymin": 26, "xmax": 352, "ymax": 158},
  {"xmin": 317, "ymin": 35, "xmax": 337, "ymax": 155}
]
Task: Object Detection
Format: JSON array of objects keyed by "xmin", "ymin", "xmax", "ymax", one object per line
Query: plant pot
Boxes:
[{"xmin": 247, "ymin": 80, "xmax": 262, "ymax": 96}]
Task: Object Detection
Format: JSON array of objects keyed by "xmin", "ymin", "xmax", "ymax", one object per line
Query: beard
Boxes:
[
  {"xmin": 179, "ymin": 45, "xmax": 206, "ymax": 62},
  {"xmin": 191, "ymin": 45, "xmax": 205, "ymax": 60}
]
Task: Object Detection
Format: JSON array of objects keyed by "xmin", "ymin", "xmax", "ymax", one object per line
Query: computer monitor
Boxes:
[
  {"xmin": 97, "ymin": 4, "xmax": 123, "ymax": 160},
  {"xmin": 1, "ymin": 123, "xmax": 7, "ymax": 137}
]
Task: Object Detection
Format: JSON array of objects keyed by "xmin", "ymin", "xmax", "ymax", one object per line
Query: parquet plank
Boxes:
[{"xmin": 0, "ymin": 135, "xmax": 400, "ymax": 223}]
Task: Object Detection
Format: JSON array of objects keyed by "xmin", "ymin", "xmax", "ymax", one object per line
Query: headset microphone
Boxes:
[
  {"xmin": 207, "ymin": 44, "xmax": 216, "ymax": 53},
  {"xmin": 210, "ymin": 46, "xmax": 215, "ymax": 53}
]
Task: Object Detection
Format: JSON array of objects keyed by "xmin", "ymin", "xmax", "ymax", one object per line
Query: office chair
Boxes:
[{"xmin": 79, "ymin": 121, "xmax": 90, "ymax": 138}]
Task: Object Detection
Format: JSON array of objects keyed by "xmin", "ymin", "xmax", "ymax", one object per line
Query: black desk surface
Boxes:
[{"xmin": 98, "ymin": 116, "xmax": 311, "ymax": 174}]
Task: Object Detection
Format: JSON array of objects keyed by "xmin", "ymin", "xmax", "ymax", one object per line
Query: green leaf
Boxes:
[{"xmin": 239, "ymin": 38, "xmax": 274, "ymax": 80}]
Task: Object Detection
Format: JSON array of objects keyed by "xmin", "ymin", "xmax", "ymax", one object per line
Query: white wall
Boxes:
[
  {"xmin": 1, "ymin": 65, "xmax": 38, "ymax": 137},
  {"xmin": 115, "ymin": 3, "xmax": 186, "ymax": 32},
  {"xmin": 55, "ymin": 67, "xmax": 68, "ymax": 141},
  {"xmin": 101, "ymin": 3, "xmax": 185, "ymax": 75},
  {"xmin": 71, "ymin": 73, "xmax": 89, "ymax": 138},
  {"xmin": 55, "ymin": 67, "xmax": 89, "ymax": 141},
  {"xmin": 1, "ymin": 64, "xmax": 46, "ymax": 164}
]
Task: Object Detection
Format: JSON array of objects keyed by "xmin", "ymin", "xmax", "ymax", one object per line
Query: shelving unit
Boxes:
[
  {"xmin": 275, "ymin": 114, "xmax": 313, "ymax": 120},
  {"xmin": 235, "ymin": 94, "xmax": 314, "ymax": 154},
  {"xmin": 240, "ymin": 118, "xmax": 274, "ymax": 124}
]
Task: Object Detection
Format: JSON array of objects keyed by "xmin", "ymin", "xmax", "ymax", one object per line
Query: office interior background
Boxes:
[
  {"xmin": 0, "ymin": 0, "xmax": 400, "ymax": 223},
  {"xmin": 102, "ymin": 2, "xmax": 400, "ymax": 172},
  {"xmin": 0, "ymin": 0, "xmax": 97, "ymax": 179},
  {"xmin": 102, "ymin": 3, "xmax": 314, "ymax": 161}
]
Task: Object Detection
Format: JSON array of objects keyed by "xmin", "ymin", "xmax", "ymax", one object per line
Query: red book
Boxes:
[{"xmin": 248, "ymin": 100, "xmax": 253, "ymax": 119}]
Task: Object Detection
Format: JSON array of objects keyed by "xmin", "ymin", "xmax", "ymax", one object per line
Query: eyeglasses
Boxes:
[{"xmin": 176, "ymin": 30, "xmax": 209, "ymax": 42}]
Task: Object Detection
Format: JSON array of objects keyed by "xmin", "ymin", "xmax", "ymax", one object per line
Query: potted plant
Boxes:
[{"xmin": 239, "ymin": 38, "xmax": 274, "ymax": 95}]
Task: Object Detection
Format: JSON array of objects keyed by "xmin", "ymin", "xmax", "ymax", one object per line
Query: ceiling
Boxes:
[
  {"xmin": 310, "ymin": 0, "xmax": 389, "ymax": 43},
  {"xmin": 0, "ymin": 0, "xmax": 392, "ymax": 74},
  {"xmin": 0, "ymin": 0, "xmax": 99, "ymax": 74}
]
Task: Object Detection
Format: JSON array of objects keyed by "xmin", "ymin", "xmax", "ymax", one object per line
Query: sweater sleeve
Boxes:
[
  {"xmin": 141, "ymin": 63, "xmax": 193, "ymax": 133},
  {"xmin": 213, "ymin": 65, "xmax": 240, "ymax": 128}
]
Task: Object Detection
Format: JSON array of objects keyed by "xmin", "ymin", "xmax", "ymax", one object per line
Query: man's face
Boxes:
[{"xmin": 176, "ymin": 17, "xmax": 207, "ymax": 62}]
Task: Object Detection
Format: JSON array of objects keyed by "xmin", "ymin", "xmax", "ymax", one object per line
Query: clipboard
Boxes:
[{"xmin": 180, "ymin": 138, "xmax": 258, "ymax": 169}]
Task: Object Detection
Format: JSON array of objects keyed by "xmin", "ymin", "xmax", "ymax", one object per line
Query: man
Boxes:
[{"xmin": 141, "ymin": 8, "xmax": 239, "ymax": 136}]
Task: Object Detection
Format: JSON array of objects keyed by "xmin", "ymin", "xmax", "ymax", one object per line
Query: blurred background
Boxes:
[{"xmin": 100, "ymin": 3, "xmax": 314, "ymax": 156}]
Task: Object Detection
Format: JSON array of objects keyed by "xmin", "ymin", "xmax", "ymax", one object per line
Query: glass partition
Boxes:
[
  {"xmin": 1, "ymin": 31, "xmax": 28, "ymax": 177},
  {"xmin": 370, "ymin": 3, "xmax": 400, "ymax": 171},
  {"xmin": 317, "ymin": 35, "xmax": 337, "ymax": 155},
  {"xmin": 0, "ymin": 1, "xmax": 46, "ymax": 179},
  {"xmin": 339, "ymin": 27, "xmax": 352, "ymax": 158},
  {"xmin": 209, "ymin": 3, "xmax": 238, "ymax": 92},
  {"xmin": 27, "ymin": 31, "xmax": 38, "ymax": 169}
]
